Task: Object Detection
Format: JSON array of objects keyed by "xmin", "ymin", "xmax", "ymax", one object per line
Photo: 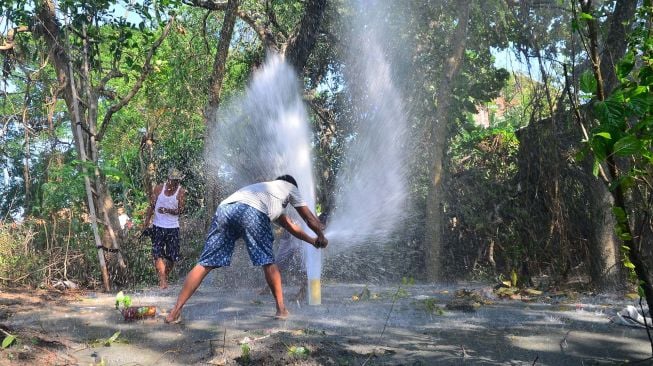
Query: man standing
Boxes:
[
  {"xmin": 143, "ymin": 167, "xmax": 186, "ymax": 289},
  {"xmin": 164, "ymin": 175, "xmax": 327, "ymax": 323}
]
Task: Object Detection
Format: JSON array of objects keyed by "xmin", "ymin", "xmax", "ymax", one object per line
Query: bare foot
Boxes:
[{"xmin": 274, "ymin": 309, "xmax": 289, "ymax": 320}]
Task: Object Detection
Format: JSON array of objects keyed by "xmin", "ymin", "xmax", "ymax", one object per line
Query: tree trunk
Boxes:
[
  {"xmin": 68, "ymin": 61, "xmax": 112, "ymax": 292},
  {"xmin": 424, "ymin": 2, "xmax": 471, "ymax": 281},
  {"xmin": 599, "ymin": 0, "xmax": 637, "ymax": 95},
  {"xmin": 583, "ymin": 0, "xmax": 652, "ymax": 301},
  {"xmin": 140, "ymin": 131, "xmax": 157, "ymax": 200},
  {"xmin": 35, "ymin": 0, "xmax": 112, "ymax": 290},
  {"xmin": 586, "ymin": 172, "xmax": 620, "ymax": 288},
  {"xmin": 283, "ymin": 0, "xmax": 327, "ymax": 72},
  {"xmin": 203, "ymin": 0, "xmax": 239, "ymax": 223},
  {"xmin": 81, "ymin": 24, "xmax": 126, "ymax": 269},
  {"xmin": 198, "ymin": 0, "xmax": 328, "ymax": 222}
]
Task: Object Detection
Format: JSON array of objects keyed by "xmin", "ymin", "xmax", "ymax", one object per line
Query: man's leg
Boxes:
[
  {"xmin": 263, "ymin": 263, "xmax": 288, "ymax": 318},
  {"xmin": 165, "ymin": 259, "xmax": 174, "ymax": 277},
  {"xmin": 155, "ymin": 258, "xmax": 168, "ymax": 289},
  {"xmin": 165, "ymin": 264, "xmax": 214, "ymax": 323},
  {"xmin": 164, "ymin": 228, "xmax": 180, "ymax": 285}
]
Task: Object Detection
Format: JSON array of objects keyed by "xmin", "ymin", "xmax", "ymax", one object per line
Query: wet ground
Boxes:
[{"xmin": 0, "ymin": 281, "xmax": 651, "ymax": 365}]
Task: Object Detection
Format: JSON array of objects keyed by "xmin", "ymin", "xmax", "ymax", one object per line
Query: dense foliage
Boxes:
[{"xmin": 0, "ymin": 0, "xmax": 652, "ymax": 306}]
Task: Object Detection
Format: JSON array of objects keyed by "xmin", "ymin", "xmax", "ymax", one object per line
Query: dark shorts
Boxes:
[
  {"xmin": 198, "ymin": 203, "xmax": 274, "ymax": 267},
  {"xmin": 151, "ymin": 225, "xmax": 180, "ymax": 262}
]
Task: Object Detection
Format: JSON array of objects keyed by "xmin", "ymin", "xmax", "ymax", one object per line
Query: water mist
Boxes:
[
  {"xmin": 204, "ymin": 54, "xmax": 323, "ymax": 304},
  {"xmin": 325, "ymin": 1, "xmax": 412, "ymax": 253}
]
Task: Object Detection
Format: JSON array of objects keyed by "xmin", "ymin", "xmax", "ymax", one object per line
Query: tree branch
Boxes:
[
  {"xmin": 283, "ymin": 0, "xmax": 327, "ymax": 71},
  {"xmin": 96, "ymin": 69, "xmax": 123, "ymax": 94},
  {"xmin": 97, "ymin": 16, "xmax": 176, "ymax": 142},
  {"xmin": 185, "ymin": 0, "xmax": 279, "ymax": 51},
  {"xmin": 182, "ymin": 0, "xmax": 229, "ymax": 11},
  {"xmin": 208, "ymin": 0, "xmax": 238, "ymax": 108},
  {"xmin": 266, "ymin": 0, "xmax": 289, "ymax": 39},
  {"xmin": 0, "ymin": 25, "xmax": 29, "ymax": 51},
  {"xmin": 237, "ymin": 9, "xmax": 278, "ymax": 50}
]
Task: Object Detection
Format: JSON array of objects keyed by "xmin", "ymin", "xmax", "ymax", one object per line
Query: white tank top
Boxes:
[{"xmin": 153, "ymin": 183, "xmax": 180, "ymax": 228}]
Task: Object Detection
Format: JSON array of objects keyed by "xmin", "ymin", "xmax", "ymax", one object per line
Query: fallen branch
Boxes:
[
  {"xmin": 559, "ymin": 330, "xmax": 571, "ymax": 352},
  {"xmin": 361, "ymin": 284, "xmax": 403, "ymax": 366},
  {"xmin": 532, "ymin": 355, "xmax": 539, "ymax": 365}
]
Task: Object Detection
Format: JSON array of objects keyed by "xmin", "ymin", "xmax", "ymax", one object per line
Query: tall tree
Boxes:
[
  {"xmin": 2, "ymin": 0, "xmax": 176, "ymax": 290},
  {"xmin": 183, "ymin": 0, "xmax": 328, "ymax": 217},
  {"xmin": 423, "ymin": 1, "xmax": 472, "ymax": 280}
]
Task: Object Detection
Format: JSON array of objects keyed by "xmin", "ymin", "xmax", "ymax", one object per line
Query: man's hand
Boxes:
[{"xmin": 314, "ymin": 235, "xmax": 328, "ymax": 248}]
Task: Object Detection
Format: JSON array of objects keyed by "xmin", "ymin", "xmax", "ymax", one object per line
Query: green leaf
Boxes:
[
  {"xmin": 639, "ymin": 66, "xmax": 653, "ymax": 86},
  {"xmin": 1, "ymin": 334, "xmax": 16, "ymax": 349},
  {"xmin": 619, "ymin": 231, "xmax": 633, "ymax": 241},
  {"xmin": 629, "ymin": 93, "xmax": 652, "ymax": 117},
  {"xmin": 639, "ymin": 286, "xmax": 646, "ymax": 298},
  {"xmin": 104, "ymin": 331, "xmax": 121, "ymax": 346},
  {"xmin": 592, "ymin": 160, "xmax": 600, "ymax": 177},
  {"xmin": 590, "ymin": 133, "xmax": 609, "ymax": 161},
  {"xmin": 624, "ymin": 261, "xmax": 635, "ymax": 269},
  {"xmin": 594, "ymin": 132, "xmax": 611, "ymax": 140},
  {"xmin": 579, "ymin": 12, "xmax": 594, "ymax": 20},
  {"xmin": 613, "ymin": 207, "xmax": 627, "ymax": 223},
  {"xmin": 595, "ymin": 100, "xmax": 626, "ymax": 127},
  {"xmin": 580, "ymin": 71, "xmax": 597, "ymax": 94},
  {"xmin": 619, "ymin": 175, "xmax": 635, "ymax": 190},
  {"xmin": 616, "ymin": 52, "xmax": 635, "ymax": 80},
  {"xmin": 613, "ymin": 135, "xmax": 642, "ymax": 156},
  {"xmin": 571, "ymin": 18, "xmax": 579, "ymax": 31},
  {"xmin": 115, "ymin": 291, "xmax": 131, "ymax": 309},
  {"xmin": 101, "ymin": 166, "xmax": 127, "ymax": 181}
]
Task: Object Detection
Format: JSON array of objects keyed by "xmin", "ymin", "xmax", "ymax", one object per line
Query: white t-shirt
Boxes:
[
  {"xmin": 220, "ymin": 180, "xmax": 307, "ymax": 221},
  {"xmin": 118, "ymin": 213, "xmax": 131, "ymax": 229}
]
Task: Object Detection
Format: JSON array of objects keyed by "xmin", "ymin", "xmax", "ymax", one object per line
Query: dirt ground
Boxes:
[{"xmin": 0, "ymin": 280, "xmax": 652, "ymax": 365}]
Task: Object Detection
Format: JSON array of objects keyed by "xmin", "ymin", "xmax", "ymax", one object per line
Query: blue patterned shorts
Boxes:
[
  {"xmin": 198, "ymin": 203, "xmax": 274, "ymax": 267},
  {"xmin": 151, "ymin": 225, "xmax": 180, "ymax": 262}
]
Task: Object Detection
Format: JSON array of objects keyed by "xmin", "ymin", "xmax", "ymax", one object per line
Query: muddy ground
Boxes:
[{"xmin": 0, "ymin": 280, "xmax": 651, "ymax": 365}]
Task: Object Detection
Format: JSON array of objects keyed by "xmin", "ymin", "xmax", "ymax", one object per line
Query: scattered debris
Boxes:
[
  {"xmin": 287, "ymin": 345, "xmax": 310, "ymax": 357},
  {"xmin": 206, "ymin": 355, "xmax": 227, "ymax": 365},
  {"xmin": 240, "ymin": 343, "xmax": 250, "ymax": 364},
  {"xmin": 418, "ymin": 297, "xmax": 445, "ymax": 315},
  {"xmin": 352, "ymin": 286, "xmax": 380, "ymax": 301},
  {"xmin": 89, "ymin": 331, "xmax": 123, "ymax": 347},
  {"xmin": 52, "ymin": 280, "xmax": 78, "ymax": 290},
  {"xmin": 1, "ymin": 328, "xmax": 16, "ymax": 349},
  {"xmin": 446, "ymin": 289, "xmax": 492, "ymax": 312},
  {"xmin": 238, "ymin": 335, "xmax": 270, "ymax": 344}
]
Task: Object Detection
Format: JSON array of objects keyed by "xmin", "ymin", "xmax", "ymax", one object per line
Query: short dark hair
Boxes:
[{"xmin": 275, "ymin": 174, "xmax": 298, "ymax": 187}]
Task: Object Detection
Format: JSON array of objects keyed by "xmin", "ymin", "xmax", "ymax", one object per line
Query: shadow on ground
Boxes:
[{"xmin": 0, "ymin": 283, "xmax": 651, "ymax": 365}]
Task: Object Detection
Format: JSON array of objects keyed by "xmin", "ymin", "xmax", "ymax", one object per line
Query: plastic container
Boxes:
[{"xmin": 122, "ymin": 306, "xmax": 157, "ymax": 321}]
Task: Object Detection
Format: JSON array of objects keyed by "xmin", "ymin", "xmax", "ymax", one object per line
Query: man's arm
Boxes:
[
  {"xmin": 142, "ymin": 184, "xmax": 162, "ymax": 229},
  {"xmin": 177, "ymin": 187, "xmax": 185, "ymax": 214},
  {"xmin": 294, "ymin": 206, "xmax": 328, "ymax": 248},
  {"xmin": 277, "ymin": 214, "xmax": 321, "ymax": 248}
]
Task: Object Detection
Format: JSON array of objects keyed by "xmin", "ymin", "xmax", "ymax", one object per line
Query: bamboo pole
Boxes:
[{"xmin": 67, "ymin": 61, "xmax": 111, "ymax": 292}]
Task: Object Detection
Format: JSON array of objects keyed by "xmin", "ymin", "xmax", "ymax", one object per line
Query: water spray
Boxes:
[{"xmin": 205, "ymin": 54, "xmax": 323, "ymax": 305}]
